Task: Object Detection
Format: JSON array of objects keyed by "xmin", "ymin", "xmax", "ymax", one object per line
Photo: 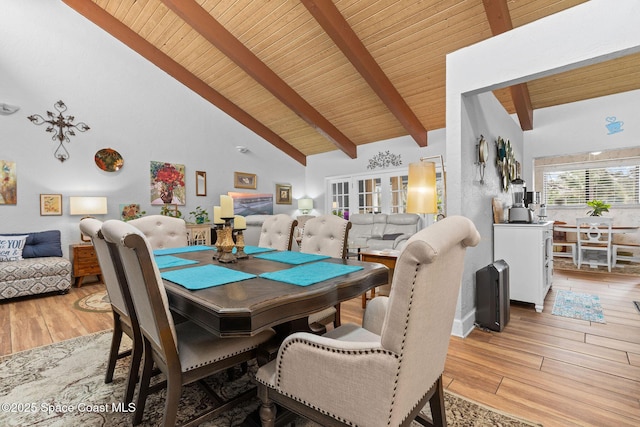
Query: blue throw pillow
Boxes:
[{"xmin": 3, "ymin": 230, "xmax": 63, "ymax": 258}]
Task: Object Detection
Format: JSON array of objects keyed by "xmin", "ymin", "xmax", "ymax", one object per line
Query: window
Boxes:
[{"xmin": 536, "ymin": 149, "xmax": 640, "ymax": 207}]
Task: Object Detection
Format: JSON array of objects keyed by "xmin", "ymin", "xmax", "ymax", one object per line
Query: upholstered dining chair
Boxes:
[
  {"xmin": 256, "ymin": 216, "xmax": 480, "ymax": 427},
  {"xmin": 576, "ymin": 216, "xmax": 613, "ymax": 272},
  {"xmin": 79, "ymin": 218, "xmax": 141, "ymax": 406},
  {"xmin": 299, "ymin": 214, "xmax": 352, "ymax": 332},
  {"xmin": 128, "ymin": 214, "xmax": 188, "ymax": 250},
  {"xmin": 101, "ymin": 219, "xmax": 276, "ymax": 426},
  {"xmin": 258, "ymin": 214, "xmax": 298, "ymax": 251}
]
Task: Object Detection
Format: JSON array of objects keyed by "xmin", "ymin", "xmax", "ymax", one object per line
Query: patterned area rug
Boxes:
[
  {"xmin": 552, "ymin": 289, "xmax": 605, "ymax": 323},
  {"xmin": 553, "ymin": 256, "xmax": 640, "ymax": 276},
  {"xmin": 0, "ymin": 331, "xmax": 541, "ymax": 427},
  {"xmin": 73, "ymin": 290, "xmax": 111, "ymax": 313}
]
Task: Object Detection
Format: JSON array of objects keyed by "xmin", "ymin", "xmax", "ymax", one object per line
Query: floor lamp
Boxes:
[{"xmin": 406, "ymin": 155, "xmax": 446, "ymax": 225}]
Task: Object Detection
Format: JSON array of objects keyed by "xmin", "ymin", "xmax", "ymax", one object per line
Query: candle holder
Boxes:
[
  {"xmin": 234, "ymin": 229, "xmax": 247, "ymax": 259},
  {"xmin": 218, "ymin": 218, "xmax": 237, "ymax": 263},
  {"xmin": 213, "ymin": 224, "xmax": 224, "ymax": 259}
]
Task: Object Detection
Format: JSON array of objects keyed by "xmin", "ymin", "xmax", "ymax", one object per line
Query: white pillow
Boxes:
[{"xmin": 0, "ymin": 235, "xmax": 28, "ymax": 262}]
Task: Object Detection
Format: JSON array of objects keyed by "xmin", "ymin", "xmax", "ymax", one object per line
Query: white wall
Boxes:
[
  {"xmin": 447, "ymin": 0, "xmax": 640, "ymax": 337},
  {"xmin": 0, "ymin": 0, "xmax": 305, "ymax": 257}
]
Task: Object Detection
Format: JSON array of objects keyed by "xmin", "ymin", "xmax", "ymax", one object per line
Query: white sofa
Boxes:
[{"xmin": 348, "ymin": 213, "xmax": 420, "ymax": 250}]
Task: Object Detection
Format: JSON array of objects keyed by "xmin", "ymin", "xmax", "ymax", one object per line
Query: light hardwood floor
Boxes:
[{"xmin": 1, "ymin": 270, "xmax": 639, "ymax": 426}]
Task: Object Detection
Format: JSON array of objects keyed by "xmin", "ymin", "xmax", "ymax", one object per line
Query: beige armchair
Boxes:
[
  {"xmin": 79, "ymin": 218, "xmax": 141, "ymax": 406},
  {"xmin": 256, "ymin": 216, "xmax": 480, "ymax": 427},
  {"xmin": 128, "ymin": 214, "xmax": 188, "ymax": 249},
  {"xmin": 300, "ymin": 215, "xmax": 352, "ymax": 331},
  {"xmin": 258, "ymin": 214, "xmax": 297, "ymax": 251},
  {"xmin": 101, "ymin": 219, "xmax": 276, "ymax": 426}
]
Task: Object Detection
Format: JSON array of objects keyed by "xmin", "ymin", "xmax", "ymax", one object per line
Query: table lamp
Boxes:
[
  {"xmin": 70, "ymin": 196, "xmax": 108, "ymax": 242},
  {"xmin": 298, "ymin": 198, "xmax": 313, "ymax": 214}
]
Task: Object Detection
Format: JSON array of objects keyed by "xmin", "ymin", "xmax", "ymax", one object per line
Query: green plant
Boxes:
[
  {"xmin": 188, "ymin": 206, "xmax": 210, "ymax": 224},
  {"xmin": 160, "ymin": 204, "xmax": 182, "ymax": 218},
  {"xmin": 586, "ymin": 199, "xmax": 610, "ymax": 216}
]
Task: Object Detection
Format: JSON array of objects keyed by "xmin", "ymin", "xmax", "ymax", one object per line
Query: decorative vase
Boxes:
[{"xmin": 160, "ymin": 186, "xmax": 173, "ymax": 203}]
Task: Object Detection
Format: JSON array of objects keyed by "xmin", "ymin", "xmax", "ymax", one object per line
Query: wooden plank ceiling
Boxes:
[{"xmin": 63, "ymin": 0, "xmax": 640, "ymax": 165}]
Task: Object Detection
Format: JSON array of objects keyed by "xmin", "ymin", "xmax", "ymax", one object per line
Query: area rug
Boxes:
[
  {"xmin": 553, "ymin": 257, "xmax": 640, "ymax": 276},
  {"xmin": 552, "ymin": 289, "xmax": 605, "ymax": 323},
  {"xmin": 0, "ymin": 331, "xmax": 540, "ymax": 427},
  {"xmin": 73, "ymin": 290, "xmax": 111, "ymax": 313}
]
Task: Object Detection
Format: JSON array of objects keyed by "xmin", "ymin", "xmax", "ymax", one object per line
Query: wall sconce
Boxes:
[
  {"xmin": 297, "ymin": 198, "xmax": 313, "ymax": 214},
  {"xmin": 70, "ymin": 196, "xmax": 108, "ymax": 242},
  {"xmin": 406, "ymin": 155, "xmax": 446, "ymax": 217}
]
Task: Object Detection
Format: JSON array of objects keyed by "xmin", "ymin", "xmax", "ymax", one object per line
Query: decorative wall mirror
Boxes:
[{"xmin": 196, "ymin": 171, "xmax": 207, "ymax": 196}]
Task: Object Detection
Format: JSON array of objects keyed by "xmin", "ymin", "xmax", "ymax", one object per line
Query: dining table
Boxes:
[
  {"xmin": 153, "ymin": 245, "xmax": 389, "ymax": 338},
  {"xmin": 553, "ymin": 223, "xmax": 639, "ymax": 234}
]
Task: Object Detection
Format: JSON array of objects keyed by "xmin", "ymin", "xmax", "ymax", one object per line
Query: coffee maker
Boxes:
[{"xmin": 508, "ymin": 178, "xmax": 533, "ymax": 223}]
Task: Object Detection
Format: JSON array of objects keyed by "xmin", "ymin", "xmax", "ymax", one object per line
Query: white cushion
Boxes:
[{"xmin": 0, "ymin": 235, "xmax": 28, "ymax": 262}]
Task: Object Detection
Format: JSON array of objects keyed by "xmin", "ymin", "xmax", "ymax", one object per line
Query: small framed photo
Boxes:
[
  {"xmin": 234, "ymin": 171, "xmax": 257, "ymax": 189},
  {"xmin": 40, "ymin": 194, "xmax": 62, "ymax": 216},
  {"xmin": 276, "ymin": 184, "xmax": 292, "ymax": 204}
]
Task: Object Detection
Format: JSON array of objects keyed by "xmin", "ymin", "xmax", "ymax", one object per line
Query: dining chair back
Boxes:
[
  {"xmin": 299, "ymin": 214, "xmax": 352, "ymax": 331},
  {"xmin": 576, "ymin": 216, "xmax": 613, "ymax": 272},
  {"xmin": 101, "ymin": 219, "xmax": 275, "ymax": 426},
  {"xmin": 552, "ymin": 221, "xmax": 577, "ymax": 264},
  {"xmin": 79, "ymin": 218, "xmax": 142, "ymax": 405},
  {"xmin": 128, "ymin": 214, "xmax": 188, "ymax": 249},
  {"xmin": 258, "ymin": 214, "xmax": 297, "ymax": 251},
  {"xmin": 255, "ymin": 216, "xmax": 481, "ymax": 427}
]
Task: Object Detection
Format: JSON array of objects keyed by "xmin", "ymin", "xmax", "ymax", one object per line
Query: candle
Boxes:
[
  {"xmin": 220, "ymin": 195, "xmax": 234, "ymax": 218},
  {"xmin": 213, "ymin": 206, "xmax": 223, "ymax": 224},
  {"xmin": 234, "ymin": 215, "xmax": 246, "ymax": 230}
]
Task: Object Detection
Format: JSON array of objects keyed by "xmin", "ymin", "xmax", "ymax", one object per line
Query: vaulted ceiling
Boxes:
[{"xmin": 62, "ymin": 0, "xmax": 640, "ymax": 165}]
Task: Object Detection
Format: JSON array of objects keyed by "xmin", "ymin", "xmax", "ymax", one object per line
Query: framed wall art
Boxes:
[
  {"xmin": 276, "ymin": 184, "xmax": 292, "ymax": 204},
  {"xmin": 0, "ymin": 160, "xmax": 17, "ymax": 205},
  {"xmin": 150, "ymin": 161, "xmax": 186, "ymax": 206},
  {"xmin": 40, "ymin": 194, "xmax": 62, "ymax": 216},
  {"xmin": 195, "ymin": 171, "xmax": 207, "ymax": 196},
  {"xmin": 228, "ymin": 192, "xmax": 273, "ymax": 216},
  {"xmin": 234, "ymin": 171, "xmax": 257, "ymax": 189}
]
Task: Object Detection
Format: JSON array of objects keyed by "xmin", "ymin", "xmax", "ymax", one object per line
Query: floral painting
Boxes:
[
  {"xmin": 0, "ymin": 160, "xmax": 17, "ymax": 205},
  {"xmin": 150, "ymin": 161, "xmax": 185, "ymax": 206},
  {"xmin": 120, "ymin": 203, "xmax": 145, "ymax": 221}
]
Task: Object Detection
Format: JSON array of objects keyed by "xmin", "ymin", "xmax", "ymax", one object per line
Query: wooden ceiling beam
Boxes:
[
  {"xmin": 161, "ymin": 0, "xmax": 357, "ymax": 159},
  {"xmin": 62, "ymin": 0, "xmax": 306, "ymax": 166},
  {"xmin": 301, "ymin": 0, "xmax": 427, "ymax": 147},
  {"xmin": 483, "ymin": 0, "xmax": 533, "ymax": 131}
]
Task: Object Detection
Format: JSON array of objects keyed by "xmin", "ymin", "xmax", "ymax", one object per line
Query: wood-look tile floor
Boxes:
[{"xmin": 2, "ymin": 270, "xmax": 639, "ymax": 426}]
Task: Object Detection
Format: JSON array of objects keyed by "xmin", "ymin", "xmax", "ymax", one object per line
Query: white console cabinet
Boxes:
[{"xmin": 493, "ymin": 222, "xmax": 553, "ymax": 312}]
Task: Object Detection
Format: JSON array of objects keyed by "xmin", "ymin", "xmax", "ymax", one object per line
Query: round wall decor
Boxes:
[{"xmin": 94, "ymin": 148, "xmax": 123, "ymax": 172}]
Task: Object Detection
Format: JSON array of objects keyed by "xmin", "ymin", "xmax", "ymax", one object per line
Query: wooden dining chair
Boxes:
[
  {"xmin": 79, "ymin": 218, "xmax": 142, "ymax": 406},
  {"xmin": 258, "ymin": 214, "xmax": 297, "ymax": 251},
  {"xmin": 552, "ymin": 221, "xmax": 577, "ymax": 264},
  {"xmin": 101, "ymin": 219, "xmax": 276, "ymax": 426},
  {"xmin": 576, "ymin": 217, "xmax": 613, "ymax": 272},
  {"xmin": 256, "ymin": 216, "xmax": 480, "ymax": 427},
  {"xmin": 300, "ymin": 214, "xmax": 352, "ymax": 332}
]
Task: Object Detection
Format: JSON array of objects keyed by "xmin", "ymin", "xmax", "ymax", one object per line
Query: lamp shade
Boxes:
[
  {"xmin": 297, "ymin": 198, "xmax": 313, "ymax": 213},
  {"xmin": 406, "ymin": 161, "xmax": 437, "ymax": 214},
  {"xmin": 69, "ymin": 196, "xmax": 108, "ymax": 215}
]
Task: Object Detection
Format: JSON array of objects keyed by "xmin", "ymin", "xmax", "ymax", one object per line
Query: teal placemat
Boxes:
[
  {"xmin": 161, "ymin": 264, "xmax": 256, "ymax": 290},
  {"xmin": 260, "ymin": 262, "xmax": 363, "ymax": 286},
  {"xmin": 153, "ymin": 245, "xmax": 212, "ymax": 256},
  {"xmin": 154, "ymin": 255, "xmax": 198, "ymax": 269},
  {"xmin": 254, "ymin": 251, "xmax": 330, "ymax": 265}
]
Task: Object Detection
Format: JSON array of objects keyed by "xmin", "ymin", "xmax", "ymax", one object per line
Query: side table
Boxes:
[
  {"xmin": 70, "ymin": 243, "xmax": 102, "ymax": 287},
  {"xmin": 360, "ymin": 249, "xmax": 400, "ymax": 308}
]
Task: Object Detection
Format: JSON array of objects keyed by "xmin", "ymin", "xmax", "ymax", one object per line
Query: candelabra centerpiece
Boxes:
[
  {"xmin": 217, "ymin": 217, "xmax": 237, "ymax": 263},
  {"xmin": 233, "ymin": 215, "xmax": 247, "ymax": 259}
]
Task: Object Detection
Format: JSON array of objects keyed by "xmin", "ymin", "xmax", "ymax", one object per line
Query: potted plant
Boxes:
[
  {"xmin": 586, "ymin": 199, "xmax": 611, "ymax": 216},
  {"xmin": 188, "ymin": 206, "xmax": 210, "ymax": 224}
]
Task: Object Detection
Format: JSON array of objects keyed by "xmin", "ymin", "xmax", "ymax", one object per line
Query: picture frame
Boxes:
[
  {"xmin": 40, "ymin": 194, "xmax": 62, "ymax": 216},
  {"xmin": 195, "ymin": 171, "xmax": 207, "ymax": 196},
  {"xmin": 276, "ymin": 184, "xmax": 292, "ymax": 204},
  {"xmin": 234, "ymin": 171, "xmax": 257, "ymax": 189}
]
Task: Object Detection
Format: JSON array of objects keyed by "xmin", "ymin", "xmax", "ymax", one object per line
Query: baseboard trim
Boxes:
[{"xmin": 451, "ymin": 309, "xmax": 476, "ymax": 338}]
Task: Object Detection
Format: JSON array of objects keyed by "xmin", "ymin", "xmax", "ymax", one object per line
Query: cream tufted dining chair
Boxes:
[
  {"xmin": 300, "ymin": 214, "xmax": 352, "ymax": 331},
  {"xmin": 256, "ymin": 216, "xmax": 481, "ymax": 427},
  {"xmin": 128, "ymin": 215, "xmax": 188, "ymax": 250},
  {"xmin": 101, "ymin": 219, "xmax": 276, "ymax": 426},
  {"xmin": 258, "ymin": 214, "xmax": 297, "ymax": 251},
  {"xmin": 80, "ymin": 218, "xmax": 141, "ymax": 406}
]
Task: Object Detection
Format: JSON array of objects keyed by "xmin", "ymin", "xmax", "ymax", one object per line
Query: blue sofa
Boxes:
[{"xmin": 0, "ymin": 230, "xmax": 72, "ymax": 300}]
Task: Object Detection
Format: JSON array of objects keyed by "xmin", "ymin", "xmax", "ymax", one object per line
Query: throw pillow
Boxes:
[
  {"xmin": 0, "ymin": 235, "xmax": 29, "ymax": 261},
  {"xmin": 382, "ymin": 233, "xmax": 403, "ymax": 241},
  {"xmin": 3, "ymin": 230, "xmax": 63, "ymax": 258}
]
